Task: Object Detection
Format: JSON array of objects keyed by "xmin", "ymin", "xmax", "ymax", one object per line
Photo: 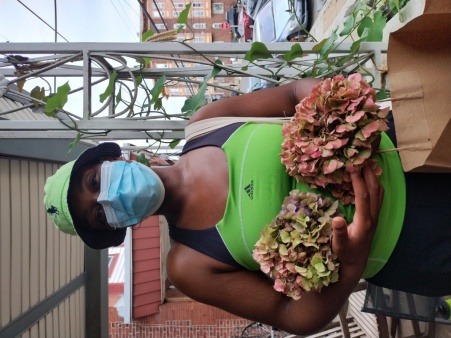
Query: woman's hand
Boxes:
[{"xmin": 331, "ymin": 164, "xmax": 384, "ymax": 272}]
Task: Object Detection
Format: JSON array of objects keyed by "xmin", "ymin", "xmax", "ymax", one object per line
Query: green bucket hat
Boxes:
[
  {"xmin": 44, "ymin": 160, "xmax": 77, "ymax": 235},
  {"xmin": 43, "ymin": 142, "xmax": 126, "ymax": 249}
]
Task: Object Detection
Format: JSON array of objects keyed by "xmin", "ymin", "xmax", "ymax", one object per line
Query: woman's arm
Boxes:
[
  {"xmin": 167, "ymin": 164, "xmax": 383, "ymax": 335},
  {"xmin": 168, "ymin": 248, "xmax": 362, "ymax": 335},
  {"xmin": 188, "ymin": 78, "xmax": 321, "ymax": 125}
]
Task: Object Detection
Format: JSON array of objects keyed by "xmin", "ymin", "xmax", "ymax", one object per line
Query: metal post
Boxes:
[{"xmin": 85, "ymin": 247, "xmax": 109, "ymax": 338}]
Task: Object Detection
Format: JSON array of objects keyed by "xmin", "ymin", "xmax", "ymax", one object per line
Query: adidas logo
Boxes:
[{"xmin": 244, "ymin": 180, "xmax": 254, "ymax": 200}]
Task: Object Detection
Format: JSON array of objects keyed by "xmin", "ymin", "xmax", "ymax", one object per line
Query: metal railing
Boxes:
[{"xmin": 0, "ymin": 42, "xmax": 387, "ymax": 143}]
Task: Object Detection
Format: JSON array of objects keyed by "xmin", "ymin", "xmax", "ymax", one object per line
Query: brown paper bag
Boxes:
[{"xmin": 387, "ymin": 0, "xmax": 451, "ymax": 172}]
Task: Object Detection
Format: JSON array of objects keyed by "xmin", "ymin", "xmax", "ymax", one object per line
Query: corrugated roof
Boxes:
[{"xmin": 0, "ymin": 96, "xmax": 56, "ymax": 121}]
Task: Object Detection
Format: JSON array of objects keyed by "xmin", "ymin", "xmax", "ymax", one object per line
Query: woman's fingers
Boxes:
[
  {"xmin": 350, "ymin": 168, "xmax": 370, "ymax": 228},
  {"xmin": 331, "ymin": 164, "xmax": 384, "ymax": 266},
  {"xmin": 331, "ymin": 216, "xmax": 349, "ymax": 257},
  {"xmin": 361, "ymin": 164, "xmax": 384, "ymax": 225},
  {"xmin": 350, "ymin": 164, "xmax": 384, "ymax": 233}
]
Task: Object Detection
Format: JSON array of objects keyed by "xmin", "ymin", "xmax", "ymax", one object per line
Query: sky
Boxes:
[
  {"xmin": 1, "ymin": 0, "xmax": 187, "ymax": 149},
  {"xmin": 0, "ymin": 0, "xmax": 141, "ymax": 43}
]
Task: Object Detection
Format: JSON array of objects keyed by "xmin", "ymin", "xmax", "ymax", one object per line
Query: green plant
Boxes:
[{"xmin": 20, "ymin": 1, "xmax": 394, "ymax": 153}]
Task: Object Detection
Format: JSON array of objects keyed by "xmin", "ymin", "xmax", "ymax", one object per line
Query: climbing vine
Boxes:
[{"xmin": 15, "ymin": 0, "xmax": 407, "ymax": 153}]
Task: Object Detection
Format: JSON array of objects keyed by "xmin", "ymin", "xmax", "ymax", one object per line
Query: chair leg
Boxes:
[
  {"xmin": 376, "ymin": 315, "xmax": 390, "ymax": 338},
  {"xmin": 338, "ymin": 301, "xmax": 350, "ymax": 338},
  {"xmin": 425, "ymin": 322, "xmax": 436, "ymax": 338},
  {"xmin": 390, "ymin": 317, "xmax": 400, "ymax": 337}
]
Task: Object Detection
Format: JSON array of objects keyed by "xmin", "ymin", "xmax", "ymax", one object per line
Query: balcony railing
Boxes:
[{"xmin": 0, "ymin": 42, "xmax": 387, "ymax": 144}]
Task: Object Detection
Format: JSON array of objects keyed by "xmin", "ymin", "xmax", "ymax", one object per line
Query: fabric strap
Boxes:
[{"xmin": 185, "ymin": 117, "xmax": 290, "ymax": 142}]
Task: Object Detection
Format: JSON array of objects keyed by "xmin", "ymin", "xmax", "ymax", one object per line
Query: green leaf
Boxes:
[
  {"xmin": 357, "ymin": 12, "xmax": 386, "ymax": 41},
  {"xmin": 99, "ymin": 70, "xmax": 118, "ymax": 103},
  {"xmin": 312, "ymin": 30, "xmax": 337, "ymax": 57},
  {"xmin": 67, "ymin": 132, "xmax": 82, "ymax": 156},
  {"xmin": 140, "ymin": 57, "xmax": 152, "ymax": 67},
  {"xmin": 176, "ymin": 24, "xmax": 186, "ymax": 33},
  {"xmin": 44, "ymin": 82, "xmax": 71, "ymax": 116},
  {"xmin": 368, "ymin": 11, "xmax": 386, "ymax": 41},
  {"xmin": 350, "ymin": 38, "xmax": 363, "ymax": 54},
  {"xmin": 335, "ymin": 38, "xmax": 364, "ymax": 66},
  {"xmin": 181, "ymin": 82, "xmax": 208, "ymax": 116},
  {"xmin": 149, "ymin": 75, "xmax": 166, "ymax": 110},
  {"xmin": 182, "ymin": 61, "xmax": 222, "ymax": 115},
  {"xmin": 389, "ymin": 0, "xmax": 401, "ymax": 13},
  {"xmin": 312, "ymin": 38, "xmax": 327, "ymax": 52},
  {"xmin": 169, "ymin": 139, "xmax": 181, "ymax": 149},
  {"xmin": 135, "ymin": 74, "xmax": 143, "ymax": 86},
  {"xmin": 135, "ymin": 153, "xmax": 150, "ymax": 167},
  {"xmin": 115, "ymin": 87, "xmax": 122, "ymax": 105},
  {"xmin": 142, "ymin": 30, "xmax": 155, "ymax": 42},
  {"xmin": 244, "ymin": 42, "xmax": 272, "ymax": 62},
  {"xmin": 283, "ymin": 43, "xmax": 303, "ymax": 62},
  {"xmin": 177, "ymin": 3, "xmax": 191, "ymax": 25},
  {"xmin": 339, "ymin": 15, "xmax": 355, "ymax": 36},
  {"xmin": 30, "ymin": 86, "xmax": 45, "ymax": 106},
  {"xmin": 319, "ymin": 30, "xmax": 337, "ymax": 56},
  {"xmin": 357, "ymin": 16, "xmax": 372, "ymax": 38},
  {"xmin": 376, "ymin": 90, "xmax": 389, "ymax": 100}
]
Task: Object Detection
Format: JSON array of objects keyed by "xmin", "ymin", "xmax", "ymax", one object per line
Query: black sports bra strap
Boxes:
[{"xmin": 181, "ymin": 122, "xmax": 243, "ymax": 155}]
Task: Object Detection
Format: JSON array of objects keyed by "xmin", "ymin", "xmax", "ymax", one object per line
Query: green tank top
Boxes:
[{"xmin": 216, "ymin": 123, "xmax": 406, "ymax": 278}]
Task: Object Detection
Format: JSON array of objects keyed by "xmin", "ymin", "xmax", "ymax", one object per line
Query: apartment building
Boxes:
[{"xmin": 141, "ymin": 0, "xmax": 242, "ymax": 100}]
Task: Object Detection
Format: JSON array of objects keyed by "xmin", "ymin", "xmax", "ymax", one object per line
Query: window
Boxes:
[
  {"xmin": 193, "ymin": 23, "xmax": 206, "ymax": 29},
  {"xmin": 193, "ymin": 35, "xmax": 206, "ymax": 43},
  {"xmin": 169, "ymin": 87, "xmax": 181, "ymax": 95},
  {"xmin": 153, "ymin": 2, "xmax": 164, "ymax": 9},
  {"xmin": 155, "ymin": 63, "xmax": 169, "ymax": 68},
  {"xmin": 155, "ymin": 23, "xmax": 166, "ymax": 30},
  {"xmin": 173, "ymin": 23, "xmax": 187, "ymax": 30},
  {"xmin": 192, "ymin": 2, "xmax": 204, "ymax": 8},
  {"xmin": 173, "ymin": 2, "xmax": 185, "ymax": 8},
  {"xmin": 192, "ymin": 10, "xmax": 205, "ymax": 17},
  {"xmin": 212, "ymin": 23, "xmax": 222, "ymax": 29},
  {"xmin": 153, "ymin": 11, "xmax": 165, "ymax": 17},
  {"xmin": 212, "ymin": 3, "xmax": 224, "ymax": 14}
]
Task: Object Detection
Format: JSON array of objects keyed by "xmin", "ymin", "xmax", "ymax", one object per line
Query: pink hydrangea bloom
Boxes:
[{"xmin": 280, "ymin": 73, "xmax": 389, "ymax": 204}]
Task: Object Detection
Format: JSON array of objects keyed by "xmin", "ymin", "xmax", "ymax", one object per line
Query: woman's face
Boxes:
[{"xmin": 69, "ymin": 161, "xmax": 112, "ymax": 232}]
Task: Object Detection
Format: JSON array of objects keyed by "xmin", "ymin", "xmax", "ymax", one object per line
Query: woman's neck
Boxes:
[
  {"xmin": 155, "ymin": 147, "xmax": 229, "ymax": 230},
  {"xmin": 152, "ymin": 162, "xmax": 189, "ymax": 225}
]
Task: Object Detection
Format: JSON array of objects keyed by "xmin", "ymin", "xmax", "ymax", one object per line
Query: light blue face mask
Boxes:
[{"xmin": 97, "ymin": 161, "xmax": 165, "ymax": 228}]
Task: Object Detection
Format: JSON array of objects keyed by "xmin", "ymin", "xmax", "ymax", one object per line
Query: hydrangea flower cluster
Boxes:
[
  {"xmin": 253, "ymin": 190, "xmax": 341, "ymax": 300},
  {"xmin": 280, "ymin": 73, "xmax": 389, "ymax": 204}
]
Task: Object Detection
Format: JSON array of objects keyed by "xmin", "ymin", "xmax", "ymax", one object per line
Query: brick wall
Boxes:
[{"xmin": 109, "ymin": 299, "xmax": 252, "ymax": 337}]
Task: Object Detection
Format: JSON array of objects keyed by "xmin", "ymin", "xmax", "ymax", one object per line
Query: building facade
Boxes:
[
  {"xmin": 141, "ymin": 0, "xmax": 242, "ymax": 100},
  {"xmin": 142, "ymin": 0, "xmax": 239, "ymax": 43}
]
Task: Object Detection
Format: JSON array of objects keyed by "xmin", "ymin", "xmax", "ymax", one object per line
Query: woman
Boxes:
[{"xmin": 44, "ymin": 78, "xmax": 451, "ymax": 335}]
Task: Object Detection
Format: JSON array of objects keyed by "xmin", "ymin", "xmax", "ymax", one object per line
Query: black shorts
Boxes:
[{"xmin": 367, "ymin": 171, "xmax": 451, "ymax": 296}]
